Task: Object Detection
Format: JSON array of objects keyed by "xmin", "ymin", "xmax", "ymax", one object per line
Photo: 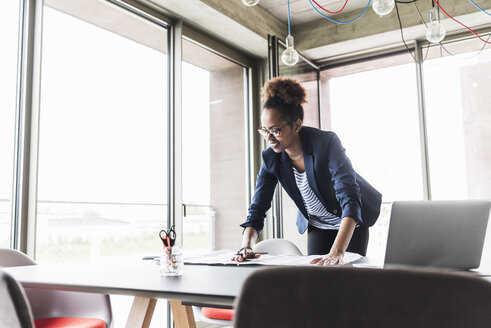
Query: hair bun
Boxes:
[{"xmin": 261, "ymin": 76, "xmax": 307, "ymax": 105}]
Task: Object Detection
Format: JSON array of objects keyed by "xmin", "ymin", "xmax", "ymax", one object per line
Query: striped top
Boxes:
[{"xmin": 292, "ymin": 167, "xmax": 341, "ymax": 230}]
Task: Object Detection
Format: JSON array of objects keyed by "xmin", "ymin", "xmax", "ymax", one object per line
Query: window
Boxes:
[
  {"xmin": 423, "ymin": 39, "xmax": 491, "ymax": 262},
  {"xmin": 423, "ymin": 40, "xmax": 491, "ymax": 200},
  {"xmin": 37, "ymin": 3, "xmax": 168, "ymax": 263},
  {"xmin": 37, "ymin": 2, "xmax": 169, "ymax": 326},
  {"xmin": 320, "ymin": 53, "xmax": 422, "ymax": 260},
  {"xmin": 182, "ymin": 39, "xmax": 248, "ymax": 254},
  {"xmin": 0, "ymin": 1, "xmax": 20, "ymax": 248}
]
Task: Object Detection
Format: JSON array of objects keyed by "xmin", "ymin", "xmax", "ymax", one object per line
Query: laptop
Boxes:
[{"xmin": 384, "ymin": 200, "xmax": 491, "ymax": 270}]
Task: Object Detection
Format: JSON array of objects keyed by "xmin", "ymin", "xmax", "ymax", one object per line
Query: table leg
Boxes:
[
  {"xmin": 169, "ymin": 300, "xmax": 197, "ymax": 328},
  {"xmin": 125, "ymin": 296, "xmax": 157, "ymax": 328}
]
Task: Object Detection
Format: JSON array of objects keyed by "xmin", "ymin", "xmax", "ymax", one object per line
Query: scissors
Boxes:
[{"xmin": 159, "ymin": 225, "xmax": 176, "ymax": 249}]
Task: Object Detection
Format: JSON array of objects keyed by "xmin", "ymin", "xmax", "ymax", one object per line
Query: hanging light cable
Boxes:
[
  {"xmin": 282, "ymin": 0, "xmax": 299, "ymax": 66},
  {"xmin": 394, "ymin": 0, "xmax": 417, "ymax": 62},
  {"xmin": 311, "ymin": 0, "xmax": 350, "ymax": 15},
  {"xmin": 433, "ymin": 0, "xmax": 491, "ymax": 44},
  {"xmin": 468, "ymin": 0, "xmax": 491, "ymax": 17},
  {"xmin": 308, "ymin": 0, "xmax": 372, "ymax": 24}
]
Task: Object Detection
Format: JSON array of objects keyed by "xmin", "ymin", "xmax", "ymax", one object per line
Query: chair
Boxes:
[
  {"xmin": 234, "ymin": 265, "xmax": 491, "ymax": 328},
  {"xmin": 193, "ymin": 239, "xmax": 302, "ymax": 326},
  {"xmin": 253, "ymin": 238, "xmax": 302, "ymax": 256},
  {"xmin": 0, "ymin": 269, "xmax": 35, "ymax": 328},
  {"xmin": 0, "ymin": 248, "xmax": 113, "ymax": 328}
]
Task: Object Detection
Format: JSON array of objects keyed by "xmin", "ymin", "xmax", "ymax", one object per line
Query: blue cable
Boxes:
[
  {"xmin": 468, "ymin": 0, "xmax": 491, "ymax": 17},
  {"xmin": 308, "ymin": 0, "xmax": 372, "ymax": 24},
  {"xmin": 287, "ymin": 0, "xmax": 291, "ymax": 35}
]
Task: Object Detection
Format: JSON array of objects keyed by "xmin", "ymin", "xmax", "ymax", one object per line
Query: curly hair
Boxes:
[{"xmin": 261, "ymin": 76, "xmax": 307, "ymax": 123}]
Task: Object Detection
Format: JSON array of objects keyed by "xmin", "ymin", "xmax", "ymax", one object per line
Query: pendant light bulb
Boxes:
[
  {"xmin": 426, "ymin": 8, "xmax": 446, "ymax": 43},
  {"xmin": 242, "ymin": 0, "xmax": 259, "ymax": 6},
  {"xmin": 282, "ymin": 35, "xmax": 299, "ymax": 66},
  {"xmin": 372, "ymin": 0, "xmax": 395, "ymax": 17}
]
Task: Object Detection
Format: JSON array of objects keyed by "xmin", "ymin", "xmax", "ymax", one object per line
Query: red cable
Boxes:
[
  {"xmin": 311, "ymin": 0, "xmax": 349, "ymax": 14},
  {"xmin": 433, "ymin": 0, "xmax": 491, "ymax": 44}
]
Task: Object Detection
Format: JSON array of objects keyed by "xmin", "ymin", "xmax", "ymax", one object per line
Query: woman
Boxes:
[{"xmin": 234, "ymin": 77, "xmax": 382, "ymax": 265}]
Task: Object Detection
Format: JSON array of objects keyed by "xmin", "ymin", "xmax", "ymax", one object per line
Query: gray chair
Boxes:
[
  {"xmin": 0, "ymin": 248, "xmax": 113, "ymax": 328},
  {"xmin": 0, "ymin": 269, "xmax": 34, "ymax": 328},
  {"xmin": 234, "ymin": 265, "xmax": 491, "ymax": 328}
]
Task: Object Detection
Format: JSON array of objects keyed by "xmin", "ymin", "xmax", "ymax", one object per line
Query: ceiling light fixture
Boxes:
[
  {"xmin": 242, "ymin": 0, "xmax": 259, "ymax": 7},
  {"xmin": 282, "ymin": 0, "xmax": 299, "ymax": 66},
  {"xmin": 426, "ymin": 7, "xmax": 446, "ymax": 43},
  {"xmin": 372, "ymin": 0, "xmax": 395, "ymax": 16}
]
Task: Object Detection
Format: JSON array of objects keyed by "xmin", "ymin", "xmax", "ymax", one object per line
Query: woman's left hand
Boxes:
[{"xmin": 310, "ymin": 250, "xmax": 344, "ymax": 266}]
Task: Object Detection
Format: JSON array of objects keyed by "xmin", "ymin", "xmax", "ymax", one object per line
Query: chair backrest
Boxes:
[
  {"xmin": 0, "ymin": 248, "xmax": 113, "ymax": 327},
  {"xmin": 252, "ymin": 239, "xmax": 302, "ymax": 256},
  {"xmin": 234, "ymin": 266, "xmax": 491, "ymax": 328},
  {"xmin": 0, "ymin": 248, "xmax": 36, "ymax": 267},
  {"xmin": 0, "ymin": 269, "xmax": 34, "ymax": 328}
]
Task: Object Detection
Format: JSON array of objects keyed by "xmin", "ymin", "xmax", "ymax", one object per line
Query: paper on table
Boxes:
[{"xmin": 184, "ymin": 249, "xmax": 362, "ymax": 266}]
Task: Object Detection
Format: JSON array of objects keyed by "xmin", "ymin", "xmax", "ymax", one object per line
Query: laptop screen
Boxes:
[{"xmin": 384, "ymin": 200, "xmax": 491, "ymax": 270}]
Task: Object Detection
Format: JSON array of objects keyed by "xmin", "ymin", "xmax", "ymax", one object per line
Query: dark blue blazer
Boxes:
[{"xmin": 241, "ymin": 127, "xmax": 382, "ymax": 235}]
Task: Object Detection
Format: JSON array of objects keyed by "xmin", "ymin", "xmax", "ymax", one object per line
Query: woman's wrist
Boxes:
[
  {"xmin": 241, "ymin": 227, "xmax": 258, "ymax": 249},
  {"xmin": 329, "ymin": 247, "xmax": 345, "ymax": 256}
]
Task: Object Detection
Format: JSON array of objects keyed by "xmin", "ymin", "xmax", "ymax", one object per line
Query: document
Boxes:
[{"xmin": 184, "ymin": 249, "xmax": 362, "ymax": 266}]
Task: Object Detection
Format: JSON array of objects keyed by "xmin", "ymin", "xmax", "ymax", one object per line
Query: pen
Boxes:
[
  {"xmin": 142, "ymin": 256, "xmax": 159, "ymax": 260},
  {"xmin": 234, "ymin": 251, "xmax": 269, "ymax": 256}
]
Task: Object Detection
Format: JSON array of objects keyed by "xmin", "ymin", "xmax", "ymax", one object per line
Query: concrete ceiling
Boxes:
[
  {"xmin": 150, "ymin": 0, "xmax": 491, "ymax": 62},
  {"xmin": 260, "ymin": 0, "xmax": 370, "ymax": 24}
]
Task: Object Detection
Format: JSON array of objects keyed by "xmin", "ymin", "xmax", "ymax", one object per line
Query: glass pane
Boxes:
[
  {"xmin": 423, "ymin": 41, "xmax": 491, "ymax": 200},
  {"xmin": 322, "ymin": 56, "xmax": 423, "ymax": 202},
  {"xmin": 320, "ymin": 54, "xmax": 423, "ymax": 260},
  {"xmin": 182, "ymin": 39, "xmax": 247, "ymax": 255},
  {"xmin": 38, "ymin": 4, "xmax": 168, "ymax": 264},
  {"xmin": 0, "ymin": 1, "xmax": 20, "ymax": 248},
  {"xmin": 423, "ymin": 39, "xmax": 491, "ymax": 263},
  {"xmin": 38, "ymin": 3, "xmax": 168, "ymax": 326}
]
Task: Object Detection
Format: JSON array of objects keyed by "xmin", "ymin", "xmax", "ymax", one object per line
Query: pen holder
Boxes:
[{"xmin": 160, "ymin": 246, "xmax": 183, "ymax": 276}]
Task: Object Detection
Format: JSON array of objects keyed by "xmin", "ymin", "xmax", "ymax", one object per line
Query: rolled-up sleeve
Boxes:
[
  {"xmin": 240, "ymin": 158, "xmax": 278, "ymax": 235},
  {"xmin": 326, "ymin": 133, "xmax": 362, "ymax": 224}
]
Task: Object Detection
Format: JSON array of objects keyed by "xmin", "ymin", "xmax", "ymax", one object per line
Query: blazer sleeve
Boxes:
[
  {"xmin": 326, "ymin": 133, "xmax": 362, "ymax": 224},
  {"xmin": 240, "ymin": 154, "xmax": 278, "ymax": 235}
]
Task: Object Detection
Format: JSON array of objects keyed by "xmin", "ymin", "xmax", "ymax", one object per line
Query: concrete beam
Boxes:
[
  {"xmin": 200, "ymin": 0, "xmax": 287, "ymax": 40},
  {"xmin": 153, "ymin": 0, "xmax": 278, "ymax": 58},
  {"xmin": 295, "ymin": 0, "xmax": 491, "ymax": 59}
]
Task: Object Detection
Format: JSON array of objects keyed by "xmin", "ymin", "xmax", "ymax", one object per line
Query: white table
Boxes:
[
  {"xmin": 6, "ymin": 259, "xmax": 491, "ymax": 327},
  {"xmin": 5, "ymin": 261, "xmax": 261, "ymax": 328}
]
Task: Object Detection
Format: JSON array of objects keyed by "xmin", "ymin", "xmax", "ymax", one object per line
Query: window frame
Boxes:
[{"xmin": 10, "ymin": 0, "xmax": 260, "ymax": 259}]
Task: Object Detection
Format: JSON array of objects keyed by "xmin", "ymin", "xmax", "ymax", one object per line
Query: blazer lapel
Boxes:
[
  {"xmin": 301, "ymin": 130, "xmax": 326, "ymax": 207},
  {"xmin": 279, "ymin": 152, "xmax": 307, "ymax": 216}
]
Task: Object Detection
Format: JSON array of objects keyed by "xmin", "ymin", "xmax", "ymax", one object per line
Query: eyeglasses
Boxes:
[{"xmin": 257, "ymin": 123, "xmax": 290, "ymax": 138}]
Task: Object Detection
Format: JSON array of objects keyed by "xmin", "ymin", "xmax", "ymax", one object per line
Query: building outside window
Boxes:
[{"xmin": 182, "ymin": 38, "xmax": 249, "ymax": 255}]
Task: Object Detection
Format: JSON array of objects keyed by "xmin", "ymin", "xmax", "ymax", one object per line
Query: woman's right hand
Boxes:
[
  {"xmin": 232, "ymin": 227, "xmax": 259, "ymax": 261},
  {"xmin": 231, "ymin": 246, "xmax": 261, "ymax": 262}
]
